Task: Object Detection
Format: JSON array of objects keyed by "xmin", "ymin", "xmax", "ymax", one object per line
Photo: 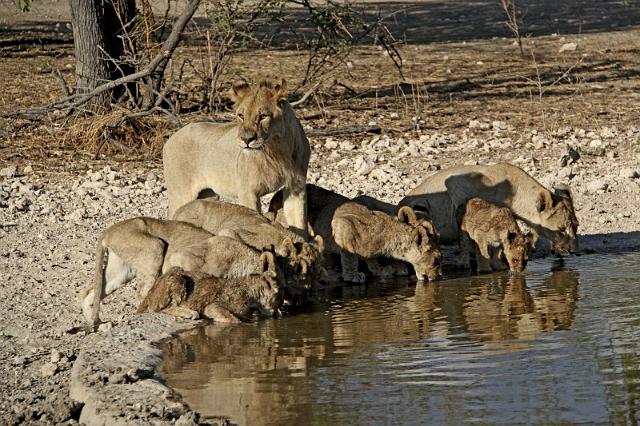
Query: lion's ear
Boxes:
[
  {"xmin": 421, "ymin": 220, "xmax": 439, "ymax": 243},
  {"xmin": 273, "ymin": 78, "xmax": 287, "ymax": 104},
  {"xmin": 536, "ymin": 191, "xmax": 552, "ymax": 212},
  {"xmin": 524, "ymin": 228, "xmax": 539, "ymax": 249},
  {"xmin": 313, "ymin": 234, "xmax": 324, "ymax": 253},
  {"xmin": 281, "ymin": 237, "xmax": 297, "ymax": 257},
  {"xmin": 414, "ymin": 226, "xmax": 428, "ymax": 248},
  {"xmin": 260, "ymin": 251, "xmax": 277, "ymax": 275},
  {"xmin": 397, "ymin": 206, "xmax": 418, "ymax": 225},
  {"xmin": 229, "ymin": 81, "xmax": 251, "ymax": 104}
]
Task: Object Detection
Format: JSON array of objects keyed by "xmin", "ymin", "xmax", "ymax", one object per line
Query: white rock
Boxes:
[
  {"xmin": 600, "ymin": 127, "xmax": 617, "ymax": 138},
  {"xmin": 559, "ymin": 42, "xmax": 577, "ymax": 53},
  {"xmin": 66, "ymin": 207, "xmax": 86, "ymax": 221},
  {"xmin": 0, "ymin": 165, "xmax": 17, "ymax": 178},
  {"xmin": 324, "ymin": 139, "xmax": 338, "ymax": 150},
  {"xmin": 619, "ymin": 168, "xmax": 638, "ymax": 179},
  {"xmin": 469, "ymin": 119, "xmax": 490, "ymax": 130},
  {"xmin": 587, "ymin": 179, "xmax": 608, "ymax": 192},
  {"xmin": 50, "ymin": 350, "xmax": 63, "ymax": 364},
  {"xmin": 340, "ymin": 141, "xmax": 356, "ymax": 150},
  {"xmin": 370, "ymin": 168, "xmax": 390, "ymax": 182},
  {"xmin": 354, "ymin": 156, "xmax": 374, "ymax": 176},
  {"xmin": 491, "ymin": 120, "xmax": 508, "ymax": 131},
  {"xmin": 98, "ymin": 321, "xmax": 113, "ymax": 333},
  {"xmin": 81, "ymin": 181, "xmax": 107, "ymax": 189},
  {"xmin": 23, "ymin": 165, "xmax": 33, "ymax": 174},
  {"xmin": 40, "ymin": 362, "xmax": 58, "ymax": 377}
]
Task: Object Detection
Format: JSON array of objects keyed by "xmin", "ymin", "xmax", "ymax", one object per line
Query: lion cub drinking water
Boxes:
[
  {"xmin": 173, "ymin": 198, "xmax": 324, "ymax": 291},
  {"xmin": 458, "ymin": 198, "xmax": 537, "ymax": 273},
  {"xmin": 137, "ymin": 256, "xmax": 282, "ymax": 323},
  {"xmin": 271, "ymin": 184, "xmax": 442, "ymax": 283},
  {"xmin": 80, "ymin": 217, "xmax": 284, "ymax": 329}
]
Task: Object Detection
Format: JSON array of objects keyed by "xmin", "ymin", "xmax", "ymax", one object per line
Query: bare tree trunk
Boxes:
[{"xmin": 69, "ymin": 0, "xmax": 137, "ymax": 110}]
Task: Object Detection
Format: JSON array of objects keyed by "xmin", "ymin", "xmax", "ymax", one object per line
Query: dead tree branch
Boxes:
[{"xmin": 1, "ymin": 0, "xmax": 201, "ymax": 120}]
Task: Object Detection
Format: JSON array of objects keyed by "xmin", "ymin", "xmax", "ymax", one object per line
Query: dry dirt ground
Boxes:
[{"xmin": 1, "ymin": 0, "xmax": 640, "ymax": 424}]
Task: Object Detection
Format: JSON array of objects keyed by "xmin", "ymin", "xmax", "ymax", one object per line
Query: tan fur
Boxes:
[
  {"xmin": 400, "ymin": 163, "xmax": 578, "ymax": 254},
  {"xmin": 271, "ymin": 184, "xmax": 442, "ymax": 283},
  {"xmin": 458, "ymin": 198, "xmax": 538, "ymax": 273},
  {"xmin": 80, "ymin": 217, "xmax": 284, "ymax": 329},
  {"xmin": 137, "ymin": 256, "xmax": 282, "ymax": 322},
  {"xmin": 173, "ymin": 198, "xmax": 324, "ymax": 301},
  {"xmin": 163, "ymin": 79, "xmax": 310, "ymax": 237}
]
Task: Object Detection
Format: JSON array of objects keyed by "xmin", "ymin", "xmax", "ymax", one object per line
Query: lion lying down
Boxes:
[
  {"xmin": 137, "ymin": 258, "xmax": 282, "ymax": 323},
  {"xmin": 80, "ymin": 217, "xmax": 286, "ymax": 329},
  {"xmin": 270, "ymin": 184, "xmax": 442, "ymax": 283},
  {"xmin": 458, "ymin": 198, "xmax": 537, "ymax": 273},
  {"xmin": 173, "ymin": 198, "xmax": 324, "ymax": 299}
]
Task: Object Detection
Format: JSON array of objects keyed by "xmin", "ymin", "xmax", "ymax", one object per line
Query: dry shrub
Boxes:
[{"xmin": 62, "ymin": 109, "xmax": 171, "ymax": 159}]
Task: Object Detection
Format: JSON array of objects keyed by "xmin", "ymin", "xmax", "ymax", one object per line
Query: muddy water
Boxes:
[{"xmin": 159, "ymin": 253, "xmax": 640, "ymax": 425}]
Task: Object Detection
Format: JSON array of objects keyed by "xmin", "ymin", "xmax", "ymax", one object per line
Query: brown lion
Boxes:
[{"xmin": 163, "ymin": 79, "xmax": 310, "ymax": 237}]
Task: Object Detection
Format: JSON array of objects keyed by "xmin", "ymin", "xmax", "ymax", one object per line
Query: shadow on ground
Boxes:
[{"xmin": 2, "ymin": 0, "xmax": 640, "ymax": 48}]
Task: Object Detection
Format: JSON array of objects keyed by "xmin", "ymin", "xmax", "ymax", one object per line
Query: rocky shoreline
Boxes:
[{"xmin": 1, "ymin": 123, "xmax": 639, "ymax": 424}]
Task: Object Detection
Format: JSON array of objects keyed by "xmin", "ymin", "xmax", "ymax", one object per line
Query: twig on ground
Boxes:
[
  {"xmin": 290, "ymin": 80, "xmax": 323, "ymax": 107},
  {"xmin": 306, "ymin": 125, "xmax": 382, "ymax": 137},
  {"xmin": 52, "ymin": 69, "xmax": 70, "ymax": 97}
]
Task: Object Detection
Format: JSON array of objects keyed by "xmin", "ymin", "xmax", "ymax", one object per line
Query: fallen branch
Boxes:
[
  {"xmin": 306, "ymin": 125, "xmax": 381, "ymax": 137},
  {"xmin": 290, "ymin": 80, "xmax": 323, "ymax": 107},
  {"xmin": 1, "ymin": 0, "xmax": 201, "ymax": 119}
]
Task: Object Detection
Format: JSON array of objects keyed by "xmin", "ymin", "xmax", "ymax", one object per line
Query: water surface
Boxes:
[{"xmin": 159, "ymin": 253, "xmax": 640, "ymax": 425}]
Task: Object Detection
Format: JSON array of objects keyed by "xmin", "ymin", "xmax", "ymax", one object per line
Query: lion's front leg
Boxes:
[
  {"xmin": 203, "ymin": 303, "xmax": 242, "ymax": 323},
  {"xmin": 283, "ymin": 185, "xmax": 308, "ymax": 239},
  {"xmin": 476, "ymin": 243, "xmax": 493, "ymax": 273},
  {"xmin": 162, "ymin": 306, "xmax": 200, "ymax": 320},
  {"xmin": 366, "ymin": 258, "xmax": 395, "ymax": 277},
  {"xmin": 340, "ymin": 251, "xmax": 366, "ymax": 283}
]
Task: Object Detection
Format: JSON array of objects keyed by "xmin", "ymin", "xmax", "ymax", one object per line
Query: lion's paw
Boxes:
[{"xmin": 343, "ymin": 271, "xmax": 367, "ymax": 283}]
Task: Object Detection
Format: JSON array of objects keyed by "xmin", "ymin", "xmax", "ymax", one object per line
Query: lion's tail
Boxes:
[{"xmin": 90, "ymin": 237, "xmax": 108, "ymax": 328}]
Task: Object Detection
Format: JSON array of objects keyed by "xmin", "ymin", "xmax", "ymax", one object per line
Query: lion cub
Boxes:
[
  {"xmin": 458, "ymin": 198, "xmax": 537, "ymax": 273},
  {"xmin": 137, "ymin": 256, "xmax": 282, "ymax": 323},
  {"xmin": 173, "ymin": 198, "xmax": 324, "ymax": 292},
  {"xmin": 271, "ymin": 184, "xmax": 442, "ymax": 283},
  {"xmin": 80, "ymin": 217, "xmax": 283, "ymax": 329}
]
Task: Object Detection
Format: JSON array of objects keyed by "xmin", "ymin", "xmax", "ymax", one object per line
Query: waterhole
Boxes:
[{"xmin": 159, "ymin": 252, "xmax": 640, "ymax": 425}]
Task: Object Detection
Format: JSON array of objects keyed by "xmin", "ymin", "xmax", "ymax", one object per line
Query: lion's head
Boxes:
[
  {"xmin": 252, "ymin": 251, "xmax": 283, "ymax": 317},
  {"xmin": 277, "ymin": 235, "xmax": 324, "ymax": 305},
  {"xmin": 503, "ymin": 230, "xmax": 537, "ymax": 273},
  {"xmin": 229, "ymin": 79, "xmax": 288, "ymax": 151},
  {"xmin": 535, "ymin": 184, "xmax": 579, "ymax": 255},
  {"xmin": 396, "ymin": 206, "xmax": 442, "ymax": 281}
]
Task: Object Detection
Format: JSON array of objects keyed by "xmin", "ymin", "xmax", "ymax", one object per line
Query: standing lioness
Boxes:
[
  {"xmin": 163, "ymin": 79, "xmax": 310, "ymax": 237},
  {"xmin": 400, "ymin": 163, "xmax": 578, "ymax": 255}
]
